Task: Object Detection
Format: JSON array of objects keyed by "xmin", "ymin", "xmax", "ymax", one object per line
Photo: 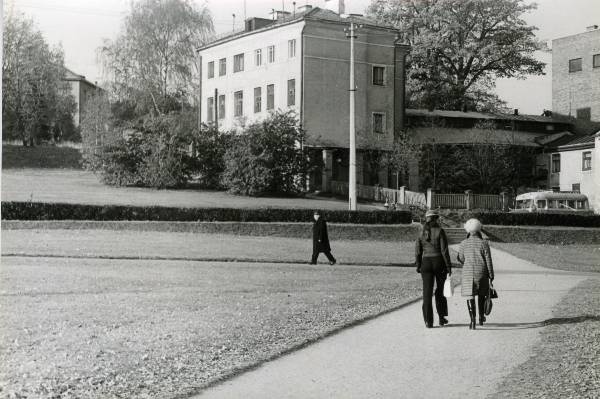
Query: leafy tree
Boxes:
[
  {"xmin": 80, "ymin": 92, "xmax": 115, "ymax": 168},
  {"xmin": 190, "ymin": 124, "xmax": 233, "ymax": 189},
  {"xmin": 2, "ymin": 13, "xmax": 76, "ymax": 145},
  {"xmin": 100, "ymin": 0, "xmax": 214, "ymax": 116},
  {"xmin": 222, "ymin": 111, "xmax": 310, "ymax": 196},
  {"xmin": 366, "ymin": 0, "xmax": 545, "ymax": 111}
]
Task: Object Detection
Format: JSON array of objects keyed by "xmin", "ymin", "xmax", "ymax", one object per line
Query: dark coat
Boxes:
[
  {"xmin": 415, "ymin": 225, "xmax": 451, "ymax": 273},
  {"xmin": 312, "ymin": 218, "xmax": 331, "ymax": 253},
  {"xmin": 457, "ymin": 236, "xmax": 495, "ymax": 297}
]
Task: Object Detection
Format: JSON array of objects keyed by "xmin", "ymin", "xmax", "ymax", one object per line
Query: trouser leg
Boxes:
[
  {"xmin": 434, "ymin": 272, "xmax": 448, "ymax": 318},
  {"xmin": 324, "ymin": 251, "xmax": 336, "ymax": 263},
  {"xmin": 421, "ymin": 272, "xmax": 434, "ymax": 326},
  {"xmin": 310, "ymin": 251, "xmax": 319, "ymax": 264}
]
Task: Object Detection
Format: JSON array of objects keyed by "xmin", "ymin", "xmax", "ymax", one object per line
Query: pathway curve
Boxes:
[{"xmin": 194, "ymin": 248, "xmax": 588, "ymax": 399}]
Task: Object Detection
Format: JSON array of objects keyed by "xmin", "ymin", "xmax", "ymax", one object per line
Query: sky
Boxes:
[{"xmin": 5, "ymin": 0, "xmax": 600, "ymax": 114}]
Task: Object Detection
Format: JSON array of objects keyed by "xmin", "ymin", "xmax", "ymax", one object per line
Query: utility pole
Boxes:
[{"xmin": 345, "ymin": 20, "xmax": 359, "ymax": 210}]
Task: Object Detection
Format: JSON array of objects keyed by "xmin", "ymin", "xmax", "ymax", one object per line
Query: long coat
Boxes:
[
  {"xmin": 312, "ymin": 218, "xmax": 331, "ymax": 253},
  {"xmin": 457, "ymin": 236, "xmax": 495, "ymax": 297}
]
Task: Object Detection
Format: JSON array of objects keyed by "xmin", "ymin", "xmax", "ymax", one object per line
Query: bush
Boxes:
[
  {"xmin": 429, "ymin": 208, "xmax": 600, "ymax": 228},
  {"xmin": 190, "ymin": 125, "xmax": 234, "ymax": 189},
  {"xmin": 222, "ymin": 111, "xmax": 312, "ymax": 196},
  {"xmin": 0, "ymin": 201, "xmax": 413, "ymax": 224}
]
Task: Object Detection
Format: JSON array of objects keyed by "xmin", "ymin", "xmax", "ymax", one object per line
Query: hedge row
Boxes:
[
  {"xmin": 0, "ymin": 202, "xmax": 412, "ymax": 224},
  {"xmin": 433, "ymin": 209, "xmax": 600, "ymax": 228}
]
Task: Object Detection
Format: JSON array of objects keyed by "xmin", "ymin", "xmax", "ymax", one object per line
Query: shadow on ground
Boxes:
[{"xmin": 442, "ymin": 315, "xmax": 600, "ymax": 330}]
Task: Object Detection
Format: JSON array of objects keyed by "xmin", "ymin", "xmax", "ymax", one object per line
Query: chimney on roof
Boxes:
[
  {"xmin": 514, "ymin": 109, "xmax": 519, "ymax": 116},
  {"xmin": 586, "ymin": 24, "xmax": 598, "ymax": 32},
  {"xmin": 324, "ymin": 0, "xmax": 345, "ymax": 15}
]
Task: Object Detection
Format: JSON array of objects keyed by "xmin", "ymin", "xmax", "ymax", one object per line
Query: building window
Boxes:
[
  {"xmin": 372, "ymin": 112, "xmax": 386, "ymax": 134},
  {"xmin": 551, "ymin": 153, "xmax": 561, "ymax": 173},
  {"xmin": 372, "ymin": 66, "xmax": 386, "ymax": 86},
  {"xmin": 254, "ymin": 87, "xmax": 261, "ymax": 113},
  {"xmin": 572, "ymin": 183, "xmax": 581, "ymax": 193},
  {"xmin": 267, "ymin": 84, "xmax": 274, "ymax": 110},
  {"xmin": 234, "ymin": 91, "xmax": 243, "ymax": 117},
  {"xmin": 268, "ymin": 45, "xmax": 275, "ymax": 63},
  {"xmin": 219, "ymin": 58, "xmax": 226, "ymax": 76},
  {"xmin": 255, "ymin": 49, "xmax": 262, "ymax": 66},
  {"xmin": 593, "ymin": 54, "xmax": 600, "ymax": 68},
  {"xmin": 576, "ymin": 107, "xmax": 591, "ymax": 121},
  {"xmin": 569, "ymin": 58, "xmax": 582, "ymax": 73},
  {"xmin": 288, "ymin": 39, "xmax": 296, "ymax": 58},
  {"xmin": 207, "ymin": 97, "xmax": 214, "ymax": 122},
  {"xmin": 582, "ymin": 151, "xmax": 592, "ymax": 171},
  {"xmin": 207, "ymin": 61, "xmax": 214, "ymax": 79},
  {"xmin": 287, "ymin": 79, "xmax": 295, "ymax": 106},
  {"xmin": 234, "ymin": 53, "xmax": 244, "ymax": 72},
  {"xmin": 218, "ymin": 95, "xmax": 225, "ymax": 119}
]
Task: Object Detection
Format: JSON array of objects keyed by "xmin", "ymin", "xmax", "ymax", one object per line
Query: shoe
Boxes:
[
  {"xmin": 329, "ymin": 260, "xmax": 336, "ymax": 265},
  {"xmin": 425, "ymin": 322, "xmax": 433, "ymax": 328},
  {"xmin": 439, "ymin": 317, "xmax": 448, "ymax": 326},
  {"xmin": 479, "ymin": 316, "xmax": 486, "ymax": 326}
]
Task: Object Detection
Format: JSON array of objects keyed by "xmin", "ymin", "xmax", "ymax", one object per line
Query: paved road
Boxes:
[{"xmin": 195, "ymin": 248, "xmax": 588, "ymax": 399}]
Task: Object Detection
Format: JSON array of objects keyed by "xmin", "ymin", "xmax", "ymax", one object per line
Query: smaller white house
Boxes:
[
  {"xmin": 552, "ymin": 132, "xmax": 600, "ymax": 213},
  {"xmin": 63, "ymin": 68, "xmax": 103, "ymax": 127}
]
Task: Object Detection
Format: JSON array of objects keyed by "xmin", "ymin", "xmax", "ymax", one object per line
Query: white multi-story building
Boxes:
[{"xmin": 197, "ymin": 6, "xmax": 409, "ymax": 190}]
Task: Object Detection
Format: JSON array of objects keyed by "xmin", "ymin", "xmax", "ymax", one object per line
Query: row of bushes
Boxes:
[
  {"xmin": 433, "ymin": 208, "xmax": 600, "ymax": 228},
  {"xmin": 0, "ymin": 202, "xmax": 413, "ymax": 224}
]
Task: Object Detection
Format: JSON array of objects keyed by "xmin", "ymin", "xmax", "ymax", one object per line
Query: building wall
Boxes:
[
  {"xmin": 68, "ymin": 81, "xmax": 81, "ymax": 126},
  {"xmin": 302, "ymin": 21, "xmax": 399, "ymax": 149},
  {"xmin": 552, "ymin": 28, "xmax": 600, "ymax": 121},
  {"xmin": 558, "ymin": 145, "xmax": 598, "ymax": 212},
  {"xmin": 199, "ymin": 22, "xmax": 304, "ymax": 131}
]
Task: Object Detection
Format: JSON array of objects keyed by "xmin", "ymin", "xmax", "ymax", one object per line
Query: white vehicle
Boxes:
[{"xmin": 512, "ymin": 191, "xmax": 591, "ymax": 213}]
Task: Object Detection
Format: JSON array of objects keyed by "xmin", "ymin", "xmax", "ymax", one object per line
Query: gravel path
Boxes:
[
  {"xmin": 490, "ymin": 277, "xmax": 600, "ymax": 399},
  {"xmin": 195, "ymin": 248, "xmax": 588, "ymax": 399}
]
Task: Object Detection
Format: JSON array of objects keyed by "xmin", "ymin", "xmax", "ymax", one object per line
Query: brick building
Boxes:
[
  {"xmin": 552, "ymin": 25, "xmax": 600, "ymax": 122},
  {"xmin": 196, "ymin": 5, "xmax": 409, "ymax": 192}
]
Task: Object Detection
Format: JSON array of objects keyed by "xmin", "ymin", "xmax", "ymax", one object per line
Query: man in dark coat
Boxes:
[{"xmin": 310, "ymin": 210, "xmax": 336, "ymax": 265}]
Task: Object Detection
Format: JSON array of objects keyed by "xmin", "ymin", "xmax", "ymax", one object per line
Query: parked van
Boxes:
[{"xmin": 512, "ymin": 191, "xmax": 591, "ymax": 213}]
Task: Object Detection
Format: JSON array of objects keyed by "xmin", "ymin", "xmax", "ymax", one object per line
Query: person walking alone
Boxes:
[
  {"xmin": 310, "ymin": 210, "xmax": 336, "ymax": 265},
  {"xmin": 415, "ymin": 210, "xmax": 452, "ymax": 328},
  {"xmin": 457, "ymin": 218, "xmax": 495, "ymax": 330}
]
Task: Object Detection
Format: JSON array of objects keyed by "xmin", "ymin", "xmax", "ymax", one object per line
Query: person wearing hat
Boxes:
[
  {"xmin": 310, "ymin": 210, "xmax": 336, "ymax": 265},
  {"xmin": 415, "ymin": 209, "xmax": 452, "ymax": 328},
  {"xmin": 457, "ymin": 218, "xmax": 495, "ymax": 329}
]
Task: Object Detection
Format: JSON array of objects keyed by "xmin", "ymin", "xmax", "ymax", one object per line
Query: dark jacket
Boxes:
[
  {"xmin": 415, "ymin": 225, "xmax": 451, "ymax": 272},
  {"xmin": 312, "ymin": 218, "xmax": 331, "ymax": 253}
]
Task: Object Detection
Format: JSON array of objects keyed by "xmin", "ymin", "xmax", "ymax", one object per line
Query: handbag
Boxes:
[
  {"xmin": 484, "ymin": 281, "xmax": 496, "ymax": 316},
  {"xmin": 443, "ymin": 278, "xmax": 453, "ymax": 298}
]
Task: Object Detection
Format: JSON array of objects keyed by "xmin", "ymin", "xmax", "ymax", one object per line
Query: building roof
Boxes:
[
  {"xmin": 556, "ymin": 133, "xmax": 596, "ymax": 150},
  {"xmin": 63, "ymin": 67, "xmax": 101, "ymax": 89},
  {"xmin": 405, "ymin": 108, "xmax": 572, "ymax": 124},
  {"xmin": 198, "ymin": 7, "xmax": 398, "ymax": 52}
]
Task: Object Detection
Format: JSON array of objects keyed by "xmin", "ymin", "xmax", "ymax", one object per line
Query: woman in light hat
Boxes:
[
  {"xmin": 457, "ymin": 218, "xmax": 495, "ymax": 329},
  {"xmin": 415, "ymin": 210, "xmax": 452, "ymax": 328}
]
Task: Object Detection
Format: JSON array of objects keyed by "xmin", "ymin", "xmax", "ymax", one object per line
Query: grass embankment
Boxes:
[
  {"xmin": 0, "ymin": 256, "xmax": 424, "ymax": 398},
  {"xmin": 2, "ymin": 144, "xmax": 82, "ymax": 169},
  {"xmin": 491, "ymin": 242, "xmax": 600, "ymax": 273}
]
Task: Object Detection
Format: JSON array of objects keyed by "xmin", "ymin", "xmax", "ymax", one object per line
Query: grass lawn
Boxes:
[
  {"xmin": 491, "ymin": 242, "xmax": 600, "ymax": 273},
  {"xmin": 1, "ymin": 230, "xmax": 419, "ymax": 265},
  {"xmin": 2, "ymin": 144, "xmax": 82, "ymax": 169},
  {"xmin": 0, "ymin": 256, "xmax": 425, "ymax": 398},
  {"xmin": 1, "ymin": 168, "xmax": 380, "ymax": 210}
]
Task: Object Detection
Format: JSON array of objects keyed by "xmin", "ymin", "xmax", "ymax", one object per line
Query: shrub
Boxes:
[
  {"xmin": 0, "ymin": 201, "xmax": 413, "ymax": 224},
  {"xmin": 222, "ymin": 111, "xmax": 311, "ymax": 196},
  {"xmin": 190, "ymin": 125, "xmax": 234, "ymax": 189}
]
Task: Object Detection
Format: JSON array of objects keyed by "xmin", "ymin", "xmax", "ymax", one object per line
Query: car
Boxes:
[{"xmin": 511, "ymin": 191, "xmax": 592, "ymax": 214}]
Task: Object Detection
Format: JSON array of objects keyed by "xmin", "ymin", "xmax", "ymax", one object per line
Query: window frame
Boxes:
[
  {"xmin": 372, "ymin": 65, "xmax": 386, "ymax": 86},
  {"xmin": 287, "ymin": 79, "xmax": 295, "ymax": 106},
  {"xmin": 207, "ymin": 96, "xmax": 214, "ymax": 122},
  {"xmin": 254, "ymin": 87, "xmax": 262, "ymax": 113},
  {"xmin": 233, "ymin": 53, "xmax": 244, "ymax": 73},
  {"xmin": 288, "ymin": 39, "xmax": 296, "ymax": 58},
  {"xmin": 569, "ymin": 58, "xmax": 582, "ymax": 73},
  {"xmin": 218, "ymin": 94, "xmax": 225, "ymax": 119},
  {"xmin": 234, "ymin": 90, "xmax": 243, "ymax": 117},
  {"xmin": 572, "ymin": 183, "xmax": 581, "ymax": 193},
  {"xmin": 268, "ymin": 45, "xmax": 275, "ymax": 63},
  {"xmin": 593, "ymin": 53, "xmax": 600, "ymax": 68},
  {"xmin": 207, "ymin": 61, "xmax": 214, "ymax": 79},
  {"xmin": 372, "ymin": 112, "xmax": 386, "ymax": 134},
  {"xmin": 266, "ymin": 84, "xmax": 275, "ymax": 110},
  {"xmin": 551, "ymin": 153, "xmax": 561, "ymax": 173},
  {"xmin": 582, "ymin": 151, "xmax": 592, "ymax": 171},
  {"xmin": 219, "ymin": 58, "xmax": 226, "ymax": 76},
  {"xmin": 255, "ymin": 49, "xmax": 262, "ymax": 66}
]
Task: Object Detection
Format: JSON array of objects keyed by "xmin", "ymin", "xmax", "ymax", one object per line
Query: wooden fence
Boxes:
[
  {"xmin": 430, "ymin": 190, "xmax": 508, "ymax": 211},
  {"xmin": 330, "ymin": 181, "xmax": 426, "ymax": 208}
]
